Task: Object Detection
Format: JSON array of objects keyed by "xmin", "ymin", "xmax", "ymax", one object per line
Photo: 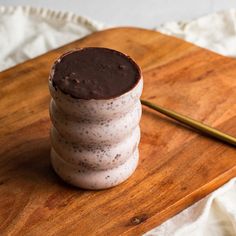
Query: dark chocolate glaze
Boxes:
[{"xmin": 51, "ymin": 47, "xmax": 141, "ymax": 99}]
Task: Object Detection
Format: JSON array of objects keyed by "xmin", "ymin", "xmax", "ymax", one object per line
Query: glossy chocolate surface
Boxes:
[{"xmin": 51, "ymin": 47, "xmax": 141, "ymax": 99}]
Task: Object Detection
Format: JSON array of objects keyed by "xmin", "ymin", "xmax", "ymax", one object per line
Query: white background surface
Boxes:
[{"xmin": 1, "ymin": 0, "xmax": 236, "ymax": 28}]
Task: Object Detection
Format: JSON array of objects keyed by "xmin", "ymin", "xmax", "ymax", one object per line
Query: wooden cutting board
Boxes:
[{"xmin": 1, "ymin": 27, "xmax": 236, "ymax": 236}]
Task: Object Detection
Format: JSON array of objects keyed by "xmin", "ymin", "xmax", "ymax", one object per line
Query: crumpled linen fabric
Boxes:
[
  {"xmin": 0, "ymin": 6, "xmax": 104, "ymax": 71},
  {"xmin": 156, "ymin": 9, "xmax": 236, "ymax": 58},
  {"xmin": 145, "ymin": 178, "xmax": 236, "ymax": 236},
  {"xmin": 0, "ymin": 5, "xmax": 236, "ymax": 236}
]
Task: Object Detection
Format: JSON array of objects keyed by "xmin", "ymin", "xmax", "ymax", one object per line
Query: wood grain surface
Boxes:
[{"xmin": 1, "ymin": 27, "xmax": 236, "ymax": 236}]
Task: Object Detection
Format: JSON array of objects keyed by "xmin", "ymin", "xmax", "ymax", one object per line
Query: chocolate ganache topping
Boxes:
[{"xmin": 51, "ymin": 47, "xmax": 141, "ymax": 99}]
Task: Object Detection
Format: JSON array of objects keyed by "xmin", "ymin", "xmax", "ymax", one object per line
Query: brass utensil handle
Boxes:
[{"xmin": 141, "ymin": 99, "xmax": 236, "ymax": 146}]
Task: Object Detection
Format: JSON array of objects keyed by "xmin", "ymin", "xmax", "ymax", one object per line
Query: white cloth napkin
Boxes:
[
  {"xmin": 0, "ymin": 6, "xmax": 104, "ymax": 71},
  {"xmin": 156, "ymin": 9, "xmax": 236, "ymax": 58},
  {"xmin": 1, "ymin": 5, "xmax": 236, "ymax": 236},
  {"xmin": 145, "ymin": 178, "xmax": 236, "ymax": 236}
]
